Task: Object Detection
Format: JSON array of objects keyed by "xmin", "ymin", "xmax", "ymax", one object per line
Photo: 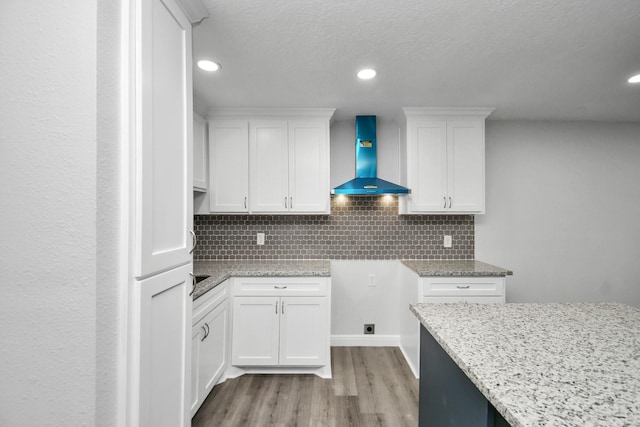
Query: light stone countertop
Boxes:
[
  {"xmin": 193, "ymin": 260, "xmax": 331, "ymax": 300},
  {"xmin": 402, "ymin": 259, "xmax": 512, "ymax": 276},
  {"xmin": 410, "ymin": 302, "xmax": 640, "ymax": 427}
]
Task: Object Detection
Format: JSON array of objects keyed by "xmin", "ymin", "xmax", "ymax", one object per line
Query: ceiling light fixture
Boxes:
[
  {"xmin": 629, "ymin": 74, "xmax": 640, "ymax": 83},
  {"xmin": 197, "ymin": 60, "xmax": 220, "ymax": 72},
  {"xmin": 357, "ymin": 68, "xmax": 376, "ymax": 80}
]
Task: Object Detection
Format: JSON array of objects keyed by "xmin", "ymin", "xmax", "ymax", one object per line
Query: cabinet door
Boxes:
[
  {"xmin": 447, "ymin": 120, "xmax": 484, "ymax": 213},
  {"xmin": 232, "ymin": 296, "xmax": 280, "ymax": 366},
  {"xmin": 279, "ymin": 297, "xmax": 328, "ymax": 366},
  {"xmin": 135, "ymin": 0, "xmax": 193, "ymax": 277},
  {"xmin": 209, "ymin": 119, "xmax": 249, "ymax": 212},
  {"xmin": 198, "ymin": 300, "xmax": 229, "ymax": 402},
  {"xmin": 249, "ymin": 120, "xmax": 289, "ymax": 212},
  {"xmin": 190, "ymin": 319, "xmax": 204, "ymax": 416},
  {"xmin": 132, "ymin": 264, "xmax": 192, "ymax": 427},
  {"xmin": 288, "ymin": 120, "xmax": 329, "ymax": 213},
  {"xmin": 408, "ymin": 120, "xmax": 448, "ymax": 212},
  {"xmin": 193, "ymin": 112, "xmax": 208, "ymax": 192}
]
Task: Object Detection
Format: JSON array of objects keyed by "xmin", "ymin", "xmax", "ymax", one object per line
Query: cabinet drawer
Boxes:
[
  {"xmin": 421, "ymin": 277, "xmax": 504, "ymax": 297},
  {"xmin": 233, "ymin": 277, "xmax": 329, "ymax": 297},
  {"xmin": 193, "ymin": 280, "xmax": 229, "ymax": 325},
  {"xmin": 420, "ymin": 295, "xmax": 505, "ymax": 304}
]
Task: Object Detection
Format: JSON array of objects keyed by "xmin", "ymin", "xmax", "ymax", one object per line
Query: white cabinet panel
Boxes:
[
  {"xmin": 249, "ymin": 120, "xmax": 289, "ymax": 212},
  {"xmin": 193, "ymin": 112, "xmax": 208, "ymax": 192},
  {"xmin": 411, "ymin": 120, "xmax": 447, "ymax": 211},
  {"xmin": 190, "ymin": 320, "xmax": 202, "ymax": 415},
  {"xmin": 232, "ymin": 296, "xmax": 280, "ymax": 366},
  {"xmin": 209, "ymin": 120, "xmax": 249, "ymax": 212},
  {"xmin": 288, "ymin": 120, "xmax": 329, "ymax": 213},
  {"xmin": 132, "ymin": 264, "xmax": 192, "ymax": 427},
  {"xmin": 136, "ymin": 0, "xmax": 192, "ymax": 277},
  {"xmin": 447, "ymin": 120, "xmax": 484, "ymax": 212},
  {"xmin": 279, "ymin": 297, "xmax": 327, "ymax": 366}
]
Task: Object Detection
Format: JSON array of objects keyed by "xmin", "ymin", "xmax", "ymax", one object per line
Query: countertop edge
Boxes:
[{"xmin": 401, "ymin": 259, "xmax": 513, "ymax": 277}]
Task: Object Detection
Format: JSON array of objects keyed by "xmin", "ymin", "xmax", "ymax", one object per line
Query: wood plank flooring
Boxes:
[{"xmin": 192, "ymin": 347, "xmax": 419, "ymax": 427}]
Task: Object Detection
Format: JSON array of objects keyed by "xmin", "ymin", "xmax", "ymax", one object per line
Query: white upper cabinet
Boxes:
[
  {"xmin": 208, "ymin": 119, "xmax": 249, "ymax": 212},
  {"xmin": 208, "ymin": 109, "xmax": 334, "ymax": 214},
  {"xmin": 399, "ymin": 108, "xmax": 493, "ymax": 215},
  {"xmin": 193, "ymin": 112, "xmax": 208, "ymax": 192}
]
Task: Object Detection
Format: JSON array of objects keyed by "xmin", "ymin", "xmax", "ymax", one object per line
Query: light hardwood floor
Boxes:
[{"xmin": 192, "ymin": 347, "xmax": 419, "ymax": 427}]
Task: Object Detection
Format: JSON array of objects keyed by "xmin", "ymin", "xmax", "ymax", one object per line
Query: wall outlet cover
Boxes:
[
  {"xmin": 364, "ymin": 324, "xmax": 375, "ymax": 334},
  {"xmin": 368, "ymin": 273, "xmax": 376, "ymax": 287}
]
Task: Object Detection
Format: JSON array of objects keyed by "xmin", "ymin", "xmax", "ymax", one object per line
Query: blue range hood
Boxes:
[{"xmin": 332, "ymin": 115, "xmax": 410, "ymax": 195}]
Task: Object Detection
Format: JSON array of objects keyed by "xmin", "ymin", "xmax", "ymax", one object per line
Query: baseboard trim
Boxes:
[
  {"xmin": 330, "ymin": 334, "xmax": 401, "ymax": 347},
  {"xmin": 398, "ymin": 344, "xmax": 419, "ymax": 378}
]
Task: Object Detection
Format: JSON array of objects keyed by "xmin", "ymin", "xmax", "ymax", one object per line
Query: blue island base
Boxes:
[{"xmin": 419, "ymin": 325, "xmax": 510, "ymax": 427}]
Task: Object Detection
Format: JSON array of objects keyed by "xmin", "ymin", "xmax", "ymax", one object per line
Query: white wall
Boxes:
[
  {"xmin": 330, "ymin": 261, "xmax": 402, "ymax": 340},
  {"xmin": 476, "ymin": 121, "xmax": 640, "ymax": 307},
  {"xmin": 0, "ymin": 1, "xmax": 104, "ymax": 425}
]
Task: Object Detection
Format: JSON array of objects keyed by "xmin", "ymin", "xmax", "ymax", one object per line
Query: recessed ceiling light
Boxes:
[
  {"xmin": 197, "ymin": 60, "xmax": 220, "ymax": 72},
  {"xmin": 629, "ymin": 74, "xmax": 640, "ymax": 83},
  {"xmin": 357, "ymin": 68, "xmax": 376, "ymax": 80}
]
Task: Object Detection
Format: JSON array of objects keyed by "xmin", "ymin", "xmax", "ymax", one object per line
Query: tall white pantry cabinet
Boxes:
[{"xmin": 125, "ymin": 0, "xmax": 204, "ymax": 426}]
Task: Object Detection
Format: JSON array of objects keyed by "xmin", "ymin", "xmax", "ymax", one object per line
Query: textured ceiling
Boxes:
[{"xmin": 193, "ymin": 0, "xmax": 640, "ymax": 121}]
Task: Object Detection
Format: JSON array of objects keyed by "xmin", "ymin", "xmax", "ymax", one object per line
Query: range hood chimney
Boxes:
[{"xmin": 332, "ymin": 115, "xmax": 410, "ymax": 195}]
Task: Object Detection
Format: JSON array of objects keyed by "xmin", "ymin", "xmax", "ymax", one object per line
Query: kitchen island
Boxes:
[{"xmin": 410, "ymin": 302, "xmax": 640, "ymax": 426}]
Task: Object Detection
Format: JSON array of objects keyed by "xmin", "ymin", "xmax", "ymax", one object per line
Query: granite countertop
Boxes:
[
  {"xmin": 402, "ymin": 259, "xmax": 512, "ymax": 277},
  {"xmin": 193, "ymin": 260, "xmax": 331, "ymax": 300},
  {"xmin": 410, "ymin": 302, "xmax": 640, "ymax": 427}
]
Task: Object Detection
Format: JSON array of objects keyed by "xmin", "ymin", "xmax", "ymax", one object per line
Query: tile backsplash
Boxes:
[{"xmin": 193, "ymin": 196, "xmax": 474, "ymax": 260}]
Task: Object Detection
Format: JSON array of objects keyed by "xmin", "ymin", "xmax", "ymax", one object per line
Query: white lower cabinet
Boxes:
[
  {"xmin": 190, "ymin": 281, "xmax": 230, "ymax": 417},
  {"xmin": 231, "ymin": 277, "xmax": 330, "ymax": 371},
  {"xmin": 232, "ymin": 296, "xmax": 328, "ymax": 366},
  {"xmin": 399, "ymin": 267, "xmax": 507, "ymax": 378}
]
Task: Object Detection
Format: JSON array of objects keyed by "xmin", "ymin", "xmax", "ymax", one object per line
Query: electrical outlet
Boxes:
[
  {"xmin": 257, "ymin": 232, "xmax": 265, "ymax": 245},
  {"xmin": 444, "ymin": 235, "xmax": 452, "ymax": 248},
  {"xmin": 368, "ymin": 273, "xmax": 376, "ymax": 287},
  {"xmin": 364, "ymin": 324, "xmax": 375, "ymax": 334}
]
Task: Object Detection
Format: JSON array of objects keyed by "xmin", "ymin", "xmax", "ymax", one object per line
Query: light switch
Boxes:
[
  {"xmin": 257, "ymin": 232, "xmax": 265, "ymax": 245},
  {"xmin": 444, "ymin": 235, "xmax": 452, "ymax": 248}
]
